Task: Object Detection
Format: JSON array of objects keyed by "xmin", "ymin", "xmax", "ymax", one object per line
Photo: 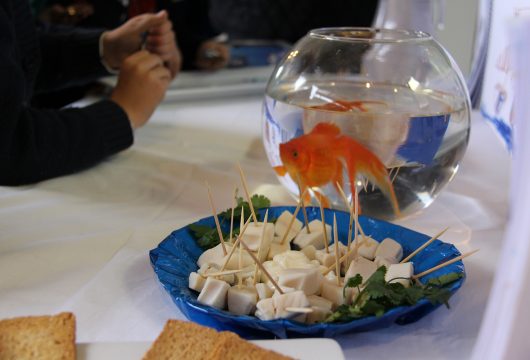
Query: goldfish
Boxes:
[
  {"xmin": 312, "ymin": 99, "xmax": 386, "ymax": 112},
  {"xmin": 273, "ymin": 122, "xmax": 400, "ymax": 216}
]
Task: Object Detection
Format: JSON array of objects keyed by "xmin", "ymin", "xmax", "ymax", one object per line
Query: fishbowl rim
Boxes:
[{"xmin": 308, "ymin": 27, "xmax": 433, "ymax": 44}]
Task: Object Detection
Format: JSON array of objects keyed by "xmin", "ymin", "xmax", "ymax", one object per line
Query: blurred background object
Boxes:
[{"xmin": 30, "ymin": 0, "xmax": 484, "ymax": 105}]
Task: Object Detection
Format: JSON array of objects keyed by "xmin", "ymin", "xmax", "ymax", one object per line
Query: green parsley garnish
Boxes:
[
  {"xmin": 189, "ymin": 193, "xmax": 271, "ymax": 250},
  {"xmin": 326, "ymin": 266, "xmax": 463, "ymax": 323}
]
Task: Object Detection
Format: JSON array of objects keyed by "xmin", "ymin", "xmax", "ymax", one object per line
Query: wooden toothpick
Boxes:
[
  {"xmin": 323, "ymin": 245, "xmax": 357, "ymax": 275},
  {"xmin": 239, "ymin": 238, "xmax": 284, "ymax": 294},
  {"xmin": 413, "ymin": 249, "xmax": 479, "ymax": 279},
  {"xmin": 253, "ymin": 209, "xmax": 269, "ymax": 285},
  {"xmin": 295, "ymin": 175, "xmax": 310, "ymax": 234},
  {"xmin": 401, "ymin": 228, "xmax": 449, "ymax": 263},
  {"xmin": 204, "ymin": 269, "xmax": 249, "ymax": 278},
  {"xmin": 220, "ymin": 215, "xmax": 252, "ymax": 271},
  {"xmin": 237, "ymin": 162, "xmax": 258, "ymax": 224},
  {"xmin": 285, "ymin": 307, "xmax": 314, "ymax": 314},
  {"xmin": 316, "ymin": 197, "xmax": 329, "ymax": 254},
  {"xmin": 206, "ymin": 182, "xmax": 227, "ymax": 256},
  {"xmin": 333, "ymin": 214, "xmax": 341, "ymax": 285},
  {"xmin": 336, "ymin": 182, "xmax": 355, "ymax": 253},
  {"xmin": 238, "ymin": 209, "xmax": 244, "ymax": 287},
  {"xmin": 229, "ymin": 187, "xmax": 237, "ymax": 244},
  {"xmin": 279, "ymin": 188, "xmax": 308, "ymax": 245}
]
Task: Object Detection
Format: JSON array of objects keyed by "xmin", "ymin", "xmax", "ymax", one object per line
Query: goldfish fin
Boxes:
[
  {"xmin": 358, "ymin": 163, "xmax": 400, "ymax": 217},
  {"xmin": 311, "ymin": 122, "xmax": 341, "ymax": 136},
  {"xmin": 273, "ymin": 165, "xmax": 288, "ymax": 176},
  {"xmin": 342, "ymin": 139, "xmax": 400, "ymax": 217},
  {"xmin": 314, "ymin": 190, "xmax": 330, "ymax": 208}
]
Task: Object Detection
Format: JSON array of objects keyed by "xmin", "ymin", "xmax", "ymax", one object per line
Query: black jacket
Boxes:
[{"xmin": 0, "ymin": 0, "xmax": 133, "ymax": 185}]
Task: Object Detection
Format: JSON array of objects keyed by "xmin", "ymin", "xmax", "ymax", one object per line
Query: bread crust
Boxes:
[
  {"xmin": 0, "ymin": 312, "xmax": 76, "ymax": 360},
  {"xmin": 143, "ymin": 320, "xmax": 292, "ymax": 360}
]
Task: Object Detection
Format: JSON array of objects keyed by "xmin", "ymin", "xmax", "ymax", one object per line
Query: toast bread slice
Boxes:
[
  {"xmin": 0, "ymin": 312, "xmax": 76, "ymax": 360},
  {"xmin": 143, "ymin": 320, "xmax": 292, "ymax": 360},
  {"xmin": 211, "ymin": 332, "xmax": 292, "ymax": 360},
  {"xmin": 143, "ymin": 320, "xmax": 222, "ymax": 360}
]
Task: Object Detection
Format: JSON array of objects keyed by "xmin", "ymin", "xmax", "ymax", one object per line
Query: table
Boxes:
[{"xmin": 0, "ymin": 94, "xmax": 510, "ymax": 359}]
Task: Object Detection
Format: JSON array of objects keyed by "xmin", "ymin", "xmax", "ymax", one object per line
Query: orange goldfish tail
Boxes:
[
  {"xmin": 359, "ymin": 161, "xmax": 400, "ymax": 217},
  {"xmin": 273, "ymin": 165, "xmax": 288, "ymax": 176},
  {"xmin": 313, "ymin": 190, "xmax": 331, "ymax": 208},
  {"xmin": 342, "ymin": 142, "xmax": 401, "ymax": 217}
]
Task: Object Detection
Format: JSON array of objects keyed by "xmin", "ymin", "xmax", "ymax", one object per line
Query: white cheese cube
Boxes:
[
  {"xmin": 273, "ymin": 290, "xmax": 311, "ymax": 321},
  {"xmin": 219, "ymin": 251, "xmax": 254, "ymax": 271},
  {"xmin": 323, "ymin": 271, "xmax": 338, "ymax": 284},
  {"xmin": 307, "ymin": 219, "xmax": 332, "ymax": 235},
  {"xmin": 293, "ymin": 231, "xmax": 326, "ymax": 250},
  {"xmin": 307, "ymin": 295, "xmax": 333, "ymax": 311},
  {"xmin": 345, "ymin": 257, "xmax": 378, "ymax": 285},
  {"xmin": 315, "ymin": 249, "xmax": 337, "ymax": 268},
  {"xmin": 197, "ymin": 263, "xmax": 219, "ymax": 275},
  {"xmin": 197, "ymin": 243, "xmax": 233, "ymax": 268},
  {"xmin": 374, "ymin": 256, "xmax": 397, "ymax": 269},
  {"xmin": 197, "ymin": 277, "xmax": 230, "ymax": 309},
  {"xmin": 293, "ymin": 220, "xmax": 331, "ymax": 249},
  {"xmin": 273, "ymin": 286, "xmax": 297, "ymax": 297},
  {"xmin": 274, "ymin": 211, "xmax": 303, "ymax": 243},
  {"xmin": 267, "ymin": 241, "xmax": 291, "ymax": 260},
  {"xmin": 320, "ymin": 281, "xmax": 347, "ymax": 309},
  {"xmin": 278, "ymin": 268, "xmax": 324, "ymax": 296},
  {"xmin": 240, "ymin": 222, "xmax": 274, "ymax": 252},
  {"xmin": 310, "ymin": 260, "xmax": 321, "ymax": 267},
  {"xmin": 255, "ymin": 298, "xmax": 275, "ymax": 320},
  {"xmin": 375, "ymin": 238, "xmax": 403, "ymax": 262},
  {"xmin": 352, "ymin": 236, "xmax": 379, "ymax": 260},
  {"xmin": 318, "ymin": 265, "xmax": 329, "ymax": 275},
  {"xmin": 188, "ymin": 272, "xmax": 206, "ymax": 292},
  {"xmin": 261, "ymin": 260, "xmax": 283, "ymax": 284},
  {"xmin": 227, "ymin": 286, "xmax": 258, "ymax": 315},
  {"xmin": 273, "ymin": 251, "xmax": 314, "ymax": 269},
  {"xmin": 301, "ymin": 245, "xmax": 317, "ymax": 260},
  {"xmin": 255, "ymin": 283, "xmax": 273, "ymax": 300},
  {"xmin": 305, "ymin": 306, "xmax": 331, "ymax": 324},
  {"xmin": 385, "ymin": 262, "xmax": 414, "ymax": 288},
  {"xmin": 199, "ymin": 264, "xmax": 236, "ymax": 284}
]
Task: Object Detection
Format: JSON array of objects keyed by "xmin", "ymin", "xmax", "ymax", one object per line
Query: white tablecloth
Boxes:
[{"xmin": 0, "ymin": 96, "xmax": 509, "ymax": 359}]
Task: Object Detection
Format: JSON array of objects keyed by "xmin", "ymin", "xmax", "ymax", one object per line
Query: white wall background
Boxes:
[{"xmin": 435, "ymin": 0, "xmax": 479, "ymax": 75}]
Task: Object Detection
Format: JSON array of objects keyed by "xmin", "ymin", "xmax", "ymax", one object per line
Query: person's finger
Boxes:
[
  {"xmin": 146, "ymin": 19, "xmax": 172, "ymax": 35},
  {"xmin": 147, "ymin": 44, "xmax": 176, "ymax": 58},
  {"xmin": 162, "ymin": 52, "xmax": 181, "ymax": 79},
  {"xmin": 132, "ymin": 10, "xmax": 168, "ymax": 34},
  {"xmin": 124, "ymin": 49, "xmax": 152, "ymax": 65},
  {"xmin": 146, "ymin": 33, "xmax": 175, "ymax": 48},
  {"xmin": 137, "ymin": 53, "xmax": 165, "ymax": 72},
  {"xmin": 150, "ymin": 65, "xmax": 172, "ymax": 81}
]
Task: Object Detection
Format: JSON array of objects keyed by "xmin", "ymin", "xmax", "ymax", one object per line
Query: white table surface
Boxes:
[{"xmin": 0, "ymin": 94, "xmax": 509, "ymax": 359}]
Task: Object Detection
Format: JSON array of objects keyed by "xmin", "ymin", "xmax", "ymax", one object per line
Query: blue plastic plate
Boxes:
[{"xmin": 149, "ymin": 206, "xmax": 465, "ymax": 339}]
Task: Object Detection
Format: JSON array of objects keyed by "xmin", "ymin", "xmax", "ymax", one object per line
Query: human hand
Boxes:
[
  {"xmin": 101, "ymin": 10, "xmax": 181, "ymax": 78},
  {"xmin": 110, "ymin": 51, "xmax": 171, "ymax": 129},
  {"xmin": 195, "ymin": 40, "xmax": 230, "ymax": 71}
]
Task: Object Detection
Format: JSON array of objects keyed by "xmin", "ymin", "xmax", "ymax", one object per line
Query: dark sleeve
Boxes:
[
  {"xmin": 0, "ymin": 91, "xmax": 134, "ymax": 186},
  {"xmin": 0, "ymin": 7, "xmax": 133, "ymax": 185},
  {"xmin": 35, "ymin": 22, "xmax": 110, "ymax": 92},
  {"xmin": 161, "ymin": 0, "xmax": 219, "ymax": 70}
]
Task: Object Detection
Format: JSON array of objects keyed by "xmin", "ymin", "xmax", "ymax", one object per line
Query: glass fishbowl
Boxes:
[{"xmin": 263, "ymin": 28, "xmax": 471, "ymax": 221}]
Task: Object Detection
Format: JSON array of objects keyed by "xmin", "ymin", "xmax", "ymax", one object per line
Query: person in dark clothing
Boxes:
[
  {"xmin": 36, "ymin": 0, "xmax": 229, "ymax": 70},
  {"xmin": 209, "ymin": 0, "xmax": 378, "ymax": 44},
  {"xmin": 0, "ymin": 1, "xmax": 181, "ymax": 185}
]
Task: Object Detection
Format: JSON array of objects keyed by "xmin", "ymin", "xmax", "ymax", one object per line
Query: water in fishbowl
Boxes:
[{"xmin": 263, "ymin": 81, "xmax": 470, "ymax": 220}]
